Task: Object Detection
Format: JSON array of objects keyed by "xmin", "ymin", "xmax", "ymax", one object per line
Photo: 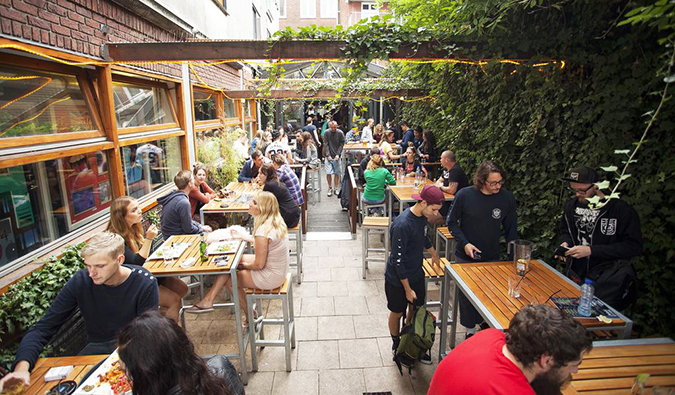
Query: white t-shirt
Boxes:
[
  {"xmin": 361, "ymin": 126, "xmax": 373, "ymax": 142},
  {"xmin": 265, "ymin": 141, "xmax": 290, "ymax": 158}
]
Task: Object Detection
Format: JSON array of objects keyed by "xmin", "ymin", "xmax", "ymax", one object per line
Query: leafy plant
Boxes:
[
  {"xmin": 0, "ymin": 243, "xmax": 86, "ymax": 367},
  {"xmin": 196, "ymin": 128, "xmax": 245, "ymax": 191}
]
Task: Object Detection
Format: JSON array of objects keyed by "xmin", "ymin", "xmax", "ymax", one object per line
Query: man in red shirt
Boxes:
[{"xmin": 428, "ymin": 304, "xmax": 592, "ymax": 395}]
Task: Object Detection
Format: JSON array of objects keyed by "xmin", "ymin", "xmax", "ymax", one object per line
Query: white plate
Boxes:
[
  {"xmin": 148, "ymin": 242, "xmax": 191, "ymax": 260},
  {"xmin": 207, "ymin": 240, "xmax": 240, "ymax": 255},
  {"xmin": 74, "ymin": 350, "xmax": 131, "ymax": 395}
]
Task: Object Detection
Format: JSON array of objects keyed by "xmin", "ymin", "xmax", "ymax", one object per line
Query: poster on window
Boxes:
[{"xmin": 62, "ymin": 152, "xmax": 112, "ymax": 230}]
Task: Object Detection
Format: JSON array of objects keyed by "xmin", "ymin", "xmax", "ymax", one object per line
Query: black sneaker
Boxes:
[
  {"xmin": 479, "ymin": 322, "xmax": 490, "ymax": 331},
  {"xmin": 465, "ymin": 332, "xmax": 475, "ymax": 341},
  {"xmin": 419, "ymin": 352, "xmax": 433, "ymax": 365}
]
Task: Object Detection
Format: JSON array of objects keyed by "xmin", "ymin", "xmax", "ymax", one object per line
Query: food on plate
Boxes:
[
  {"xmin": 0, "ymin": 379, "xmax": 25, "ymax": 395},
  {"xmin": 97, "ymin": 361, "xmax": 131, "ymax": 394}
]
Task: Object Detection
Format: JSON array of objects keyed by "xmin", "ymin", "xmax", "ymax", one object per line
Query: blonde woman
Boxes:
[
  {"xmin": 362, "ymin": 153, "xmax": 396, "ymax": 207},
  {"xmin": 106, "ymin": 196, "xmax": 188, "ymax": 322},
  {"xmin": 188, "ymin": 192, "xmax": 289, "ymax": 326},
  {"xmin": 373, "ymin": 123, "xmax": 384, "ymax": 143}
]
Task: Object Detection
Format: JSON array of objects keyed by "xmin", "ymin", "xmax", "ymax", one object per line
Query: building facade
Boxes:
[
  {"xmin": 279, "ymin": 0, "xmax": 389, "ymax": 30},
  {"xmin": 0, "ymin": 0, "xmax": 279, "ymax": 280}
]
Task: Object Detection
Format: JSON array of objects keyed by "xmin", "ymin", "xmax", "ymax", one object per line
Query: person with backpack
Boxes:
[{"xmin": 385, "ymin": 185, "xmax": 443, "ymax": 366}]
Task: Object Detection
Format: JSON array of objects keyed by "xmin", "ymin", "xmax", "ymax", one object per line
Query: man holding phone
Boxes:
[
  {"xmin": 556, "ymin": 166, "xmax": 643, "ymax": 310},
  {"xmin": 447, "ymin": 161, "xmax": 518, "ymax": 339}
]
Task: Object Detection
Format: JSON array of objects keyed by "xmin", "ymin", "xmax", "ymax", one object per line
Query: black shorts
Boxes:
[{"xmin": 384, "ymin": 279, "xmax": 426, "ymax": 313}]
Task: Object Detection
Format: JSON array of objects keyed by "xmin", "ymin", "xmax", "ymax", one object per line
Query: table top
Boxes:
[
  {"xmin": 562, "ymin": 339, "xmax": 675, "ymax": 394},
  {"xmin": 145, "ymin": 235, "xmax": 243, "ymax": 276},
  {"xmin": 344, "ymin": 142, "xmax": 373, "ymax": 151},
  {"xmin": 448, "ymin": 260, "xmax": 628, "ymax": 331},
  {"xmin": 25, "ymin": 355, "xmax": 107, "ymax": 395},
  {"xmin": 201, "ymin": 181, "xmax": 261, "ymax": 213},
  {"xmin": 389, "ymin": 177, "xmax": 454, "ymax": 202}
]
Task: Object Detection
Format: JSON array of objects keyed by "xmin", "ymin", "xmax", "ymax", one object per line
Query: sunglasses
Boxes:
[{"xmin": 568, "ymin": 185, "xmax": 594, "ymax": 194}]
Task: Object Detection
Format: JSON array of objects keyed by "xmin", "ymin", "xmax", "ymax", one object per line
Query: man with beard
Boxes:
[{"xmin": 428, "ymin": 304, "xmax": 592, "ymax": 395}]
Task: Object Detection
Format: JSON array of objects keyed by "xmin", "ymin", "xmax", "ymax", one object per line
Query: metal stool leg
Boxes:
[
  {"xmin": 282, "ymin": 295, "xmax": 292, "ymax": 372},
  {"xmin": 247, "ymin": 294, "xmax": 258, "ymax": 372}
]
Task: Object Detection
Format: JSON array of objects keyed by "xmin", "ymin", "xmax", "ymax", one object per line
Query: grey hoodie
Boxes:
[{"xmin": 157, "ymin": 190, "xmax": 201, "ymax": 239}]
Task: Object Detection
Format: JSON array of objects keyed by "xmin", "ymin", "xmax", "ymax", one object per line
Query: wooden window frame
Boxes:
[{"xmin": 111, "ymin": 75, "xmax": 180, "ymax": 135}]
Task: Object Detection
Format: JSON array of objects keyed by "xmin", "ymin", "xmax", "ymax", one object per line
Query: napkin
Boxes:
[{"xmin": 180, "ymin": 257, "xmax": 196, "ymax": 269}]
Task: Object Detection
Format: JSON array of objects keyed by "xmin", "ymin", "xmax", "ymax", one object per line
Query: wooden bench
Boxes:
[
  {"xmin": 435, "ymin": 226, "xmax": 455, "ymax": 261},
  {"xmin": 246, "ymin": 272, "xmax": 296, "ymax": 372},
  {"xmin": 424, "ymin": 257, "xmax": 452, "ymax": 328},
  {"xmin": 362, "ymin": 217, "xmax": 390, "ymax": 279}
]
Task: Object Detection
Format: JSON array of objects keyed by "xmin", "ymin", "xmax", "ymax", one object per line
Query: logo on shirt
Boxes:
[
  {"xmin": 600, "ymin": 218, "xmax": 617, "ymax": 236},
  {"xmin": 492, "ymin": 208, "xmax": 501, "ymax": 220}
]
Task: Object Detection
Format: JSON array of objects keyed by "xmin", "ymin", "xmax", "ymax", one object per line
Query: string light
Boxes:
[
  {"xmin": 0, "ymin": 96, "xmax": 71, "ymax": 137},
  {"xmin": 0, "ymin": 75, "xmax": 52, "ymax": 111}
]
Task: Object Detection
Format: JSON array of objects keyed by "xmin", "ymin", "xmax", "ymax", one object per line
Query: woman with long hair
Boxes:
[
  {"xmin": 258, "ymin": 163, "xmax": 300, "ymax": 228},
  {"xmin": 362, "ymin": 153, "xmax": 396, "ymax": 208},
  {"xmin": 187, "ymin": 192, "xmax": 289, "ymax": 324},
  {"xmin": 189, "ymin": 163, "xmax": 217, "ymax": 218},
  {"xmin": 401, "ymin": 147, "xmax": 424, "ymax": 177},
  {"xmin": 107, "ymin": 197, "xmax": 188, "ymax": 322},
  {"xmin": 418, "ymin": 130, "xmax": 437, "ymax": 161},
  {"xmin": 295, "ymin": 131, "xmax": 319, "ymax": 169},
  {"xmin": 379, "ymin": 130, "xmax": 401, "ymax": 164},
  {"xmin": 118, "ymin": 311, "xmax": 242, "ymax": 395},
  {"xmin": 372, "ymin": 123, "xmax": 384, "ymax": 143}
]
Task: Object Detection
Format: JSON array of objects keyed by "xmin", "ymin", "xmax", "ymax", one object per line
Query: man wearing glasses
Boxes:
[
  {"xmin": 557, "ymin": 166, "xmax": 642, "ymax": 310},
  {"xmin": 447, "ymin": 160, "xmax": 517, "ymax": 339}
]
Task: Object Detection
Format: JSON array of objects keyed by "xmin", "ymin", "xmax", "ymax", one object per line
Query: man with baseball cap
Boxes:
[
  {"xmin": 385, "ymin": 184, "xmax": 442, "ymax": 365},
  {"xmin": 265, "ymin": 128, "xmax": 294, "ymax": 164},
  {"xmin": 557, "ymin": 166, "xmax": 642, "ymax": 310}
]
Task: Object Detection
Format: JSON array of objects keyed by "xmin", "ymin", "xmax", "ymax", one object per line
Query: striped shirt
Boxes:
[{"xmin": 276, "ymin": 164, "xmax": 304, "ymax": 206}]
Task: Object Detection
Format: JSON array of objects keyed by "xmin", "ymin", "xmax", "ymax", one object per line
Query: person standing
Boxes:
[
  {"xmin": 447, "ymin": 161, "xmax": 517, "ymax": 339},
  {"xmin": 428, "ymin": 304, "xmax": 592, "ymax": 395},
  {"xmin": 324, "ymin": 121, "xmax": 345, "ymax": 197},
  {"xmin": 557, "ymin": 166, "xmax": 643, "ymax": 310},
  {"xmin": 361, "ymin": 118, "xmax": 375, "ymax": 142},
  {"xmin": 435, "ymin": 150, "xmax": 470, "ymax": 221},
  {"xmin": 302, "ymin": 116, "xmax": 321, "ymax": 154},
  {"xmin": 385, "ymin": 185, "xmax": 443, "ymax": 365}
]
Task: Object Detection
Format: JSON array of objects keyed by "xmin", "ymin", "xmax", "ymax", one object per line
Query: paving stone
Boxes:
[
  {"xmin": 296, "ymin": 340, "xmax": 340, "ymax": 370},
  {"xmin": 338, "ymin": 338, "xmax": 383, "ymax": 368},
  {"xmin": 271, "ymin": 370, "xmax": 319, "ymax": 395},
  {"xmin": 318, "ymin": 369, "xmax": 366, "ymax": 395},
  {"xmin": 295, "ymin": 316, "xmax": 318, "ymax": 341},
  {"xmin": 317, "ymin": 316, "xmax": 356, "ymax": 340},
  {"xmin": 317, "ymin": 281, "xmax": 348, "ymax": 297},
  {"xmin": 333, "ymin": 296, "xmax": 369, "ymax": 315},
  {"xmin": 301, "ymin": 297, "xmax": 335, "ymax": 316},
  {"xmin": 363, "ymin": 366, "xmax": 415, "ymax": 395},
  {"xmin": 245, "ymin": 371, "xmax": 274, "ymax": 395},
  {"xmin": 352, "ymin": 314, "xmax": 390, "ymax": 338}
]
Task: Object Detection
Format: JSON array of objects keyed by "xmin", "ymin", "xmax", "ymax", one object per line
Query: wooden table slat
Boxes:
[
  {"xmin": 571, "ymin": 375, "xmax": 675, "ymax": 391},
  {"xmin": 580, "ymin": 355, "xmax": 675, "ymax": 369},
  {"xmin": 26, "ymin": 355, "xmax": 107, "ymax": 395},
  {"xmin": 573, "ymin": 364, "xmax": 675, "ymax": 380},
  {"xmin": 146, "ymin": 235, "xmax": 240, "ymax": 276},
  {"xmin": 452, "ymin": 264, "xmax": 512, "ymax": 327},
  {"xmin": 202, "ymin": 181, "xmax": 261, "ymax": 213},
  {"xmin": 583, "ymin": 344, "xmax": 675, "ymax": 359}
]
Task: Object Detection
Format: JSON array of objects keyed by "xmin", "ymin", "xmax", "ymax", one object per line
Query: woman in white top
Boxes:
[
  {"xmin": 380, "ymin": 130, "xmax": 401, "ymax": 164},
  {"xmin": 187, "ymin": 192, "xmax": 289, "ymax": 326}
]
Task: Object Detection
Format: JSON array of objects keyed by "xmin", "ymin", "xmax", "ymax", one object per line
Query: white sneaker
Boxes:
[{"xmin": 327, "ymin": 188, "xmax": 333, "ymax": 197}]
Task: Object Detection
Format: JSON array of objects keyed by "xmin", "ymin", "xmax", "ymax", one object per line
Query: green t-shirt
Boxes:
[{"xmin": 363, "ymin": 167, "xmax": 396, "ymax": 201}]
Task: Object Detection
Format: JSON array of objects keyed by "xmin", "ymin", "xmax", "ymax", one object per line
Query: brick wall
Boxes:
[{"xmin": 0, "ymin": 0, "xmax": 241, "ymax": 89}]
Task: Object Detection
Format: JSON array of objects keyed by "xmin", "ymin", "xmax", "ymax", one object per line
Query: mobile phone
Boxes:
[
  {"xmin": 473, "ymin": 251, "xmax": 482, "ymax": 260},
  {"xmin": 554, "ymin": 245, "xmax": 571, "ymax": 256}
]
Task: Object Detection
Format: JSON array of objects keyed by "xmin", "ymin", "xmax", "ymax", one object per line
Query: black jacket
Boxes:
[{"xmin": 559, "ymin": 197, "xmax": 643, "ymax": 276}]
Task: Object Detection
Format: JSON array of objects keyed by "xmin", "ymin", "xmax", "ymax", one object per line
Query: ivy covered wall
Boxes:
[{"xmin": 398, "ymin": 2, "xmax": 675, "ymax": 336}]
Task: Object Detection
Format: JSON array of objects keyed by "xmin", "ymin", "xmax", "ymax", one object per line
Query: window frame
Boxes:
[
  {"xmin": 300, "ymin": 0, "xmax": 316, "ymax": 18},
  {"xmin": 279, "ymin": 0, "xmax": 286, "ymax": 18},
  {"xmin": 320, "ymin": 0, "xmax": 337, "ymax": 18},
  {"xmin": 111, "ymin": 75, "xmax": 180, "ymax": 135}
]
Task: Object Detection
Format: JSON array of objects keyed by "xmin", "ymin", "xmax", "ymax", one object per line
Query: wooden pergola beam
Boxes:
[
  {"xmin": 224, "ymin": 89, "xmax": 426, "ymax": 99},
  {"xmin": 103, "ymin": 40, "xmax": 480, "ymax": 62}
]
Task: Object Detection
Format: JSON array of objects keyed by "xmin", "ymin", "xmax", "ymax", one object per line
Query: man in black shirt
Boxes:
[
  {"xmin": 557, "ymin": 166, "xmax": 642, "ymax": 310},
  {"xmin": 0, "ymin": 232, "xmax": 159, "ymax": 392},
  {"xmin": 385, "ymin": 185, "xmax": 443, "ymax": 364},
  {"xmin": 435, "ymin": 150, "xmax": 470, "ymax": 222},
  {"xmin": 447, "ymin": 161, "xmax": 517, "ymax": 339}
]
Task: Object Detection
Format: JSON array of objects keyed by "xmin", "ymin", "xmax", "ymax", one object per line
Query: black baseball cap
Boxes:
[
  {"xmin": 271, "ymin": 130, "xmax": 280, "ymax": 140},
  {"xmin": 561, "ymin": 166, "xmax": 599, "ymax": 184}
]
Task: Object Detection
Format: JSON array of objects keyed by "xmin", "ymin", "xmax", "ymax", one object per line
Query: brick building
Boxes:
[{"xmin": 279, "ymin": 0, "xmax": 390, "ymax": 29}]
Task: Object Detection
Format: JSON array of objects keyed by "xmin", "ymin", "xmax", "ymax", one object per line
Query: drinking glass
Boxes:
[{"xmin": 508, "ymin": 277, "xmax": 522, "ymax": 298}]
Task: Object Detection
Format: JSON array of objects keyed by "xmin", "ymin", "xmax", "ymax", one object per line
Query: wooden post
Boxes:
[{"xmin": 96, "ymin": 65, "xmax": 125, "ymax": 198}]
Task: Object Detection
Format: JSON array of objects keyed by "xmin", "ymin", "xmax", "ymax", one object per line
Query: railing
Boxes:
[{"xmin": 347, "ymin": 165, "xmax": 358, "ymax": 236}]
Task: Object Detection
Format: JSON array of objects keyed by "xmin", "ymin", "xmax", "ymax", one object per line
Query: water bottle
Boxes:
[
  {"xmin": 578, "ymin": 279, "xmax": 594, "ymax": 317},
  {"xmin": 199, "ymin": 232, "xmax": 208, "ymax": 262},
  {"xmin": 414, "ymin": 169, "xmax": 422, "ymax": 189}
]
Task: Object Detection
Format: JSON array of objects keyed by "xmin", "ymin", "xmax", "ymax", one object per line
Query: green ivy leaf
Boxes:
[
  {"xmin": 596, "ymin": 180, "xmax": 611, "ymax": 189},
  {"xmin": 614, "ymin": 149, "xmax": 631, "ymax": 155},
  {"xmin": 600, "ymin": 166, "xmax": 618, "ymax": 172}
]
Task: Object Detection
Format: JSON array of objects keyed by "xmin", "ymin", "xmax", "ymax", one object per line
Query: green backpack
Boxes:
[{"xmin": 394, "ymin": 306, "xmax": 436, "ymax": 375}]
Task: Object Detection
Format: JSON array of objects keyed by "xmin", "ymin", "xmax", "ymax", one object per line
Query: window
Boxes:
[
  {"xmin": 113, "ymin": 82, "xmax": 174, "ymax": 129},
  {"xmin": 0, "ymin": 151, "xmax": 111, "ymax": 267},
  {"xmin": 279, "ymin": 0, "xmax": 286, "ymax": 18},
  {"xmin": 300, "ymin": 0, "xmax": 315, "ymax": 18},
  {"xmin": 223, "ymin": 97, "xmax": 237, "ymax": 118},
  {"xmin": 320, "ymin": 0, "xmax": 337, "ymax": 18},
  {"xmin": 252, "ymin": 6, "xmax": 261, "ymax": 40},
  {"xmin": 121, "ymin": 137, "xmax": 182, "ymax": 199},
  {"xmin": 244, "ymin": 100, "xmax": 253, "ymax": 118},
  {"xmin": 0, "ymin": 66, "xmax": 96, "ymax": 139},
  {"xmin": 193, "ymin": 89, "xmax": 217, "ymax": 121}
]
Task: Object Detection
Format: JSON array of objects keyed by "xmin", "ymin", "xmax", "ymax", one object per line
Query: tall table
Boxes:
[
  {"xmin": 144, "ymin": 235, "xmax": 250, "ymax": 384},
  {"xmin": 438, "ymin": 259, "xmax": 633, "ymax": 359},
  {"xmin": 200, "ymin": 181, "xmax": 262, "ymax": 225},
  {"xmin": 387, "ymin": 176, "xmax": 454, "ymax": 218},
  {"xmin": 24, "ymin": 355, "xmax": 107, "ymax": 395},
  {"xmin": 562, "ymin": 338, "xmax": 675, "ymax": 394}
]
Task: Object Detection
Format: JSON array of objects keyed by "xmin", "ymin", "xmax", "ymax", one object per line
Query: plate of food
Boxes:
[
  {"xmin": 74, "ymin": 351, "xmax": 131, "ymax": 395},
  {"xmin": 206, "ymin": 240, "xmax": 240, "ymax": 255},
  {"xmin": 148, "ymin": 242, "xmax": 191, "ymax": 261}
]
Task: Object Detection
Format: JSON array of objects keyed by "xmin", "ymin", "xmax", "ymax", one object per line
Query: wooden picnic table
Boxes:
[
  {"xmin": 562, "ymin": 338, "xmax": 675, "ymax": 394},
  {"xmin": 438, "ymin": 259, "xmax": 633, "ymax": 359},
  {"xmin": 24, "ymin": 355, "xmax": 106, "ymax": 395},
  {"xmin": 199, "ymin": 181, "xmax": 262, "ymax": 224},
  {"xmin": 145, "ymin": 234, "xmax": 251, "ymax": 384},
  {"xmin": 343, "ymin": 141, "xmax": 373, "ymax": 151},
  {"xmin": 387, "ymin": 176, "xmax": 454, "ymax": 218}
]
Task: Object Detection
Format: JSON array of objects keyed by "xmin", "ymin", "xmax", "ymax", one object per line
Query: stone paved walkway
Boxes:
[{"xmin": 182, "ymin": 176, "xmax": 467, "ymax": 395}]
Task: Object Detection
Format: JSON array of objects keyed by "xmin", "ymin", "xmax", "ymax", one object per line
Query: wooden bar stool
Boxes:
[
  {"xmin": 288, "ymin": 222, "xmax": 303, "ymax": 284},
  {"xmin": 435, "ymin": 226, "xmax": 455, "ymax": 261},
  {"xmin": 246, "ymin": 272, "xmax": 296, "ymax": 372},
  {"xmin": 423, "ymin": 257, "xmax": 452, "ymax": 329},
  {"xmin": 361, "ymin": 217, "xmax": 390, "ymax": 279},
  {"xmin": 357, "ymin": 188, "xmax": 387, "ymax": 225}
]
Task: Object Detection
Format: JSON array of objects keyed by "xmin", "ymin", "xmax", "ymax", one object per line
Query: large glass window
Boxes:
[
  {"xmin": 121, "ymin": 137, "xmax": 182, "ymax": 199},
  {"xmin": 224, "ymin": 97, "xmax": 237, "ymax": 118},
  {"xmin": 0, "ymin": 66, "xmax": 95, "ymax": 139},
  {"xmin": 113, "ymin": 82, "xmax": 174, "ymax": 128},
  {"xmin": 193, "ymin": 89, "xmax": 217, "ymax": 121},
  {"xmin": 0, "ymin": 151, "xmax": 111, "ymax": 267},
  {"xmin": 300, "ymin": 0, "xmax": 315, "ymax": 18},
  {"xmin": 281, "ymin": 101, "xmax": 303, "ymax": 131},
  {"xmin": 320, "ymin": 0, "xmax": 337, "ymax": 18},
  {"xmin": 244, "ymin": 99, "xmax": 253, "ymax": 117}
]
